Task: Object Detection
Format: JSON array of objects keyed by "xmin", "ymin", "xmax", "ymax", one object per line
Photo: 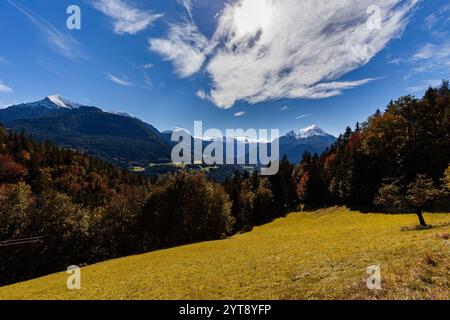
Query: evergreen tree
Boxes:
[{"xmin": 269, "ymin": 156, "xmax": 297, "ymax": 212}]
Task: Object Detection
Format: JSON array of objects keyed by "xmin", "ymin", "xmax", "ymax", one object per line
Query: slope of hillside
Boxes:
[
  {"xmin": 1, "ymin": 208, "xmax": 449, "ymax": 300},
  {"xmin": 4, "ymin": 106, "xmax": 172, "ymax": 166}
]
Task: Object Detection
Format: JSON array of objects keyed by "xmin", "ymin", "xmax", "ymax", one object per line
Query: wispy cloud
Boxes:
[
  {"xmin": 0, "ymin": 81, "xmax": 13, "ymax": 94},
  {"xmin": 106, "ymin": 73, "xmax": 132, "ymax": 86},
  {"xmin": 393, "ymin": 2, "xmax": 450, "ymax": 82},
  {"xmin": 178, "ymin": 0, "xmax": 194, "ymax": 22},
  {"xmin": 7, "ymin": 0, "xmax": 84, "ymax": 60},
  {"xmin": 295, "ymin": 113, "xmax": 312, "ymax": 120},
  {"xmin": 413, "ymin": 42, "xmax": 450, "ymax": 62},
  {"xmin": 234, "ymin": 111, "xmax": 245, "ymax": 117},
  {"xmin": 280, "ymin": 106, "xmax": 288, "ymax": 112},
  {"xmin": 424, "ymin": 3, "xmax": 450, "ymax": 31},
  {"xmin": 196, "ymin": 89, "xmax": 208, "ymax": 100},
  {"xmin": 150, "ymin": 0, "xmax": 418, "ymax": 108},
  {"xmin": 92, "ymin": 0, "xmax": 163, "ymax": 35},
  {"xmin": 408, "ymin": 42, "xmax": 450, "ymax": 75},
  {"xmin": 413, "ymin": 43, "xmax": 437, "ymax": 60},
  {"xmin": 150, "ymin": 21, "xmax": 210, "ymax": 78},
  {"xmin": 122, "ymin": 59, "xmax": 153, "ymax": 91}
]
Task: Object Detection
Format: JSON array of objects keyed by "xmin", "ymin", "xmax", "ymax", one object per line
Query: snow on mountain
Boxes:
[
  {"xmin": 106, "ymin": 110, "xmax": 139, "ymax": 119},
  {"xmin": 297, "ymin": 124, "xmax": 329, "ymax": 138},
  {"xmin": 285, "ymin": 125, "xmax": 333, "ymax": 140},
  {"xmin": 46, "ymin": 94, "xmax": 81, "ymax": 109},
  {"xmin": 10, "ymin": 95, "xmax": 143, "ymax": 119},
  {"xmin": 279, "ymin": 125, "xmax": 336, "ymax": 162},
  {"xmin": 45, "ymin": 95, "xmax": 140, "ymax": 119},
  {"xmin": 167, "ymin": 125, "xmax": 332, "ymax": 144}
]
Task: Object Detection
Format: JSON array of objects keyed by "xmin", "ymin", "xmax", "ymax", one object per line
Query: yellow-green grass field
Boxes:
[{"xmin": 1, "ymin": 207, "xmax": 449, "ymax": 300}]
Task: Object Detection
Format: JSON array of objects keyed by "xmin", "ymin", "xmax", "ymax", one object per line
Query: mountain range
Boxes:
[
  {"xmin": 0, "ymin": 95, "xmax": 336, "ymax": 170},
  {"xmin": 279, "ymin": 125, "xmax": 337, "ymax": 163},
  {"xmin": 0, "ymin": 95, "xmax": 171, "ymax": 167}
]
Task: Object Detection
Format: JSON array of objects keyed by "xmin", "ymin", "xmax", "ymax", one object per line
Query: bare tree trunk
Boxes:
[{"xmin": 416, "ymin": 208, "xmax": 427, "ymax": 227}]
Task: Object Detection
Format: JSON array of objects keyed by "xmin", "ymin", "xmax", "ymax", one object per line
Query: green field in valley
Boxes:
[{"xmin": 0, "ymin": 207, "xmax": 449, "ymax": 300}]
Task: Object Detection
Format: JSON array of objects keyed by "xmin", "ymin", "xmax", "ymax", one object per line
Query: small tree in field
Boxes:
[
  {"xmin": 406, "ymin": 175, "xmax": 442, "ymax": 227},
  {"xmin": 375, "ymin": 175, "xmax": 442, "ymax": 227}
]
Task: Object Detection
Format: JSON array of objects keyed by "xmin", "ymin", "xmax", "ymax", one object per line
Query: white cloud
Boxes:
[
  {"xmin": 295, "ymin": 114, "xmax": 312, "ymax": 120},
  {"xmin": 149, "ymin": 22, "xmax": 210, "ymax": 78},
  {"xmin": 424, "ymin": 3, "xmax": 450, "ymax": 31},
  {"xmin": 150, "ymin": 0, "xmax": 418, "ymax": 108},
  {"xmin": 388, "ymin": 58, "xmax": 402, "ymax": 65},
  {"xmin": 7, "ymin": 0, "xmax": 84, "ymax": 60},
  {"xmin": 196, "ymin": 89, "xmax": 208, "ymax": 100},
  {"xmin": 122, "ymin": 59, "xmax": 153, "ymax": 90},
  {"xmin": 389, "ymin": 44, "xmax": 450, "ymax": 84},
  {"xmin": 0, "ymin": 81, "xmax": 13, "ymax": 94},
  {"xmin": 413, "ymin": 43, "xmax": 436, "ymax": 60},
  {"xmin": 106, "ymin": 73, "xmax": 132, "ymax": 86},
  {"xmin": 409, "ymin": 42, "xmax": 450, "ymax": 75},
  {"xmin": 178, "ymin": 0, "xmax": 194, "ymax": 22},
  {"xmin": 92, "ymin": 0, "xmax": 163, "ymax": 35},
  {"xmin": 413, "ymin": 42, "xmax": 450, "ymax": 62},
  {"xmin": 149, "ymin": 22, "xmax": 209, "ymax": 78},
  {"xmin": 280, "ymin": 106, "xmax": 288, "ymax": 111},
  {"xmin": 234, "ymin": 111, "xmax": 245, "ymax": 117}
]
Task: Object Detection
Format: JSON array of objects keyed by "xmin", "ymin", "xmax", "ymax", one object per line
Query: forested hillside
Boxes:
[
  {"xmin": 0, "ymin": 126, "xmax": 150, "ymax": 284},
  {"xmin": 2, "ymin": 105, "xmax": 172, "ymax": 167},
  {"xmin": 0, "ymin": 126, "xmax": 291, "ymax": 286},
  {"xmin": 295, "ymin": 81, "xmax": 450, "ymax": 224}
]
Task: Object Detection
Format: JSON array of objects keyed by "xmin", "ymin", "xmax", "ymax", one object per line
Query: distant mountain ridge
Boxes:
[
  {"xmin": 285, "ymin": 124, "xmax": 331, "ymax": 139},
  {"xmin": 279, "ymin": 125, "xmax": 336, "ymax": 162},
  {"xmin": 0, "ymin": 96, "xmax": 172, "ymax": 167},
  {"xmin": 163, "ymin": 124, "xmax": 336, "ymax": 164},
  {"xmin": 0, "ymin": 95, "xmax": 336, "ymax": 168}
]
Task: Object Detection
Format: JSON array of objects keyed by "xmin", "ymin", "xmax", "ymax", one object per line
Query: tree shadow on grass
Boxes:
[{"xmin": 400, "ymin": 221, "xmax": 450, "ymax": 232}]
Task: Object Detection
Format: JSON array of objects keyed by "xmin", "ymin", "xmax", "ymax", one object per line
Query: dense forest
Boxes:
[
  {"xmin": 1, "ymin": 81, "xmax": 450, "ymax": 286},
  {"xmin": 295, "ymin": 81, "xmax": 450, "ymax": 224}
]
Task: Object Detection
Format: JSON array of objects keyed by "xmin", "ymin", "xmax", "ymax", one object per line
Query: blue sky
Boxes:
[{"xmin": 0, "ymin": 0, "xmax": 449, "ymax": 136}]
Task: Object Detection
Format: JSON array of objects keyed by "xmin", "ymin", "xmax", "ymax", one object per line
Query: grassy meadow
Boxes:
[{"xmin": 0, "ymin": 207, "xmax": 449, "ymax": 300}]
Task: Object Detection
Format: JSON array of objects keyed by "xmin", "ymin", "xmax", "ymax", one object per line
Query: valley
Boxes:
[{"xmin": 0, "ymin": 95, "xmax": 336, "ymax": 179}]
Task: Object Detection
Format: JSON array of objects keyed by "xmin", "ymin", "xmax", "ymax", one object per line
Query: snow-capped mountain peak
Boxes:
[
  {"xmin": 298, "ymin": 124, "xmax": 328, "ymax": 138},
  {"xmin": 283, "ymin": 125, "xmax": 332, "ymax": 140},
  {"xmin": 45, "ymin": 94, "xmax": 81, "ymax": 109}
]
